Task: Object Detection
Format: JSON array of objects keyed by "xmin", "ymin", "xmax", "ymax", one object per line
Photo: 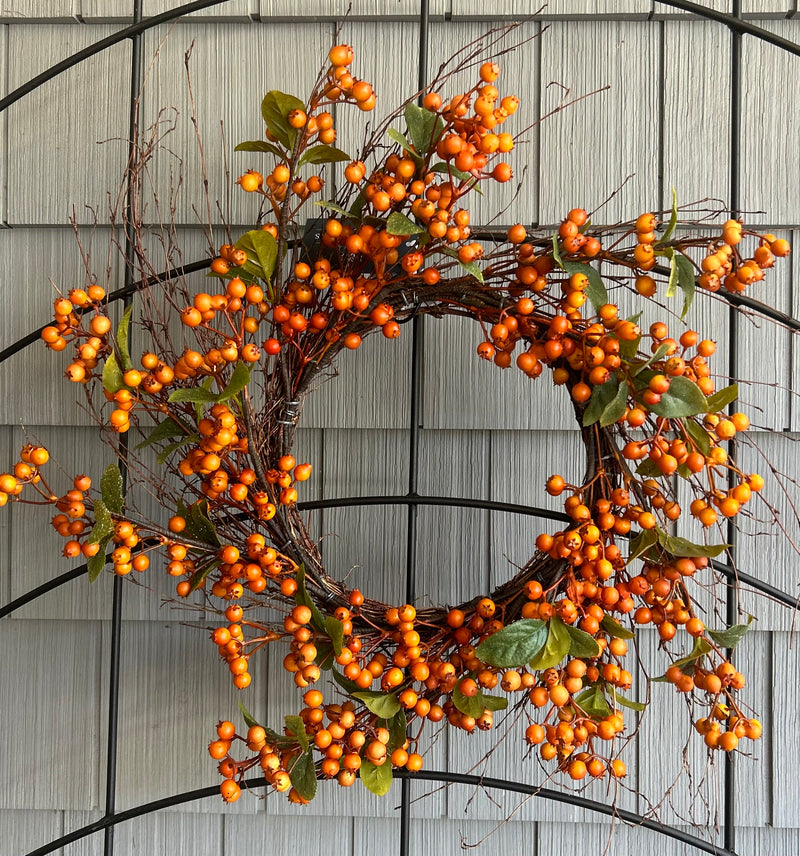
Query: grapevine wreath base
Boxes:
[{"xmin": 1, "ymin": 37, "xmax": 785, "ymax": 807}]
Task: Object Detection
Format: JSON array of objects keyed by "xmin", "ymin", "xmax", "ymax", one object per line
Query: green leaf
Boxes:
[
  {"xmin": 599, "ymin": 379, "xmax": 629, "ymax": 427},
  {"xmin": 298, "ymin": 144, "xmax": 351, "ymax": 168},
  {"xmin": 452, "ymin": 684, "xmax": 486, "ymax": 718},
  {"xmin": 234, "ymin": 139, "xmax": 287, "ymax": 158},
  {"xmin": 189, "ymin": 559, "xmax": 220, "ymax": 593},
  {"xmin": 315, "ymin": 199, "xmax": 352, "ymax": 219},
  {"xmin": 261, "ymin": 90, "xmax": 305, "ymax": 149},
  {"xmin": 294, "ymin": 565, "xmax": 327, "ymax": 634},
  {"xmin": 647, "ymin": 376, "xmax": 708, "ymax": 419},
  {"xmin": 135, "ymin": 416, "xmax": 189, "ymax": 450},
  {"xmin": 670, "ymin": 251, "xmax": 696, "ymax": 319},
  {"xmin": 630, "ymin": 342, "xmax": 671, "ymax": 377},
  {"xmin": 529, "ymin": 615, "xmax": 571, "ymax": 670},
  {"xmin": 316, "ymin": 640, "xmax": 335, "ymax": 671},
  {"xmin": 563, "ymin": 261, "xmax": 608, "ymax": 311},
  {"xmin": 635, "ymin": 459, "xmax": 661, "ymax": 478},
  {"xmin": 377, "ymin": 710, "xmax": 408, "ymax": 752},
  {"xmin": 88, "ymin": 499, "xmax": 114, "ymax": 545},
  {"xmin": 671, "ymin": 637, "xmax": 712, "ymax": 671},
  {"xmin": 176, "ymin": 499, "xmax": 220, "ymax": 547},
  {"xmin": 574, "ymin": 685, "xmax": 611, "ymax": 718},
  {"xmin": 474, "ymin": 618, "xmax": 547, "ymax": 668},
  {"xmin": 429, "ymin": 162, "xmax": 482, "ymax": 193},
  {"xmin": 218, "ymin": 362, "xmax": 251, "ymax": 402},
  {"xmin": 114, "ymin": 303, "xmax": 134, "ymax": 372},
  {"xmin": 168, "ymin": 387, "xmax": 219, "ymax": 405},
  {"xmin": 360, "ymin": 758, "xmax": 393, "ymax": 796},
  {"xmin": 658, "ymin": 187, "xmax": 679, "ymax": 245},
  {"xmin": 609, "ymin": 687, "xmax": 647, "ymax": 712},
  {"xmin": 564, "ymin": 623, "xmax": 602, "ymax": 658},
  {"xmin": 325, "ymin": 615, "xmax": 345, "ymax": 656},
  {"xmin": 656, "ymin": 530, "xmax": 729, "ymax": 559},
  {"xmin": 627, "ymin": 528, "xmax": 659, "ymax": 564},
  {"xmin": 235, "ymin": 229, "xmax": 278, "ymax": 284},
  {"xmin": 684, "ymin": 418, "xmax": 712, "ymax": 456},
  {"xmin": 482, "ymin": 694, "xmax": 509, "ymax": 711},
  {"xmin": 352, "ymin": 690, "xmax": 401, "ymax": 719},
  {"xmin": 87, "ymin": 536, "xmax": 111, "ymax": 583},
  {"xmin": 618, "ymin": 332, "xmax": 642, "ymax": 362},
  {"xmin": 238, "ymin": 698, "xmax": 260, "ymax": 729},
  {"xmin": 404, "ymin": 103, "xmax": 443, "ymax": 156},
  {"xmin": 707, "ymin": 616, "xmax": 753, "ymax": 650},
  {"xmin": 386, "ymin": 211, "xmax": 426, "ymax": 236},
  {"xmin": 582, "ymin": 376, "xmax": 620, "ymax": 427},
  {"xmin": 705, "ymin": 383, "xmax": 739, "ymax": 414},
  {"xmin": 289, "ymin": 748, "xmax": 318, "ymax": 801},
  {"xmin": 99, "ymin": 463, "xmax": 124, "ymax": 515},
  {"xmin": 387, "ymin": 127, "xmax": 420, "ymax": 160},
  {"xmin": 102, "ymin": 352, "xmax": 125, "ymax": 394},
  {"xmin": 332, "ymin": 668, "xmax": 362, "ymax": 695},
  {"xmin": 284, "ymin": 714, "xmax": 309, "ymax": 752},
  {"xmin": 600, "ymin": 615, "xmax": 635, "ymax": 640},
  {"xmin": 156, "ymin": 435, "xmax": 198, "ymax": 466}
]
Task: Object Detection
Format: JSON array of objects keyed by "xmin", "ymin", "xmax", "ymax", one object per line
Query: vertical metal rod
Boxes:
[
  {"xmin": 103, "ymin": 2, "xmax": 144, "ymax": 853},
  {"xmin": 400, "ymin": 4, "xmax": 430, "ymax": 855},
  {"xmin": 723, "ymin": 2, "xmax": 742, "ymax": 852}
]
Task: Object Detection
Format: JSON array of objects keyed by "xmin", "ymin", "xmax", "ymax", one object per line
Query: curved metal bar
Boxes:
[
  {"xmin": 0, "ymin": 0, "xmax": 233, "ymax": 115},
  {"xmin": 2, "ymin": 494, "xmax": 797, "ymax": 617},
  {"xmin": 23, "ymin": 771, "xmax": 736, "ymax": 856}
]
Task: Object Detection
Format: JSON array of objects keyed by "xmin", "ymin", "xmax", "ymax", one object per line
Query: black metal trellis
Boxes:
[{"xmin": 0, "ymin": 2, "xmax": 798, "ymax": 854}]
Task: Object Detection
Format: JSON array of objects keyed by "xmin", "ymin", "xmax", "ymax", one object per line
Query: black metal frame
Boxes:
[{"xmin": 1, "ymin": 2, "xmax": 798, "ymax": 854}]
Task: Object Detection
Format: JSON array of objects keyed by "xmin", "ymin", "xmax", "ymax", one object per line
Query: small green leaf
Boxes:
[
  {"xmin": 657, "ymin": 530, "xmax": 729, "ymax": 558},
  {"xmin": 88, "ymin": 499, "xmax": 114, "ymax": 545},
  {"xmin": 387, "ymin": 127, "xmax": 419, "ymax": 160},
  {"xmin": 360, "ymin": 758, "xmax": 393, "ymax": 796},
  {"xmin": 529, "ymin": 615, "xmax": 571, "ymax": 670},
  {"xmin": 707, "ymin": 616, "xmax": 753, "ymax": 649},
  {"xmin": 261, "ymin": 90, "xmax": 305, "ymax": 149},
  {"xmin": 658, "ymin": 187, "xmax": 679, "ymax": 245},
  {"xmin": 674, "ymin": 252, "xmax": 696, "ymax": 319},
  {"xmin": 452, "ymin": 684, "xmax": 486, "ymax": 718},
  {"xmin": 599, "ymin": 379, "xmax": 629, "ymax": 427},
  {"xmin": 332, "ymin": 668, "xmax": 362, "ymax": 695},
  {"xmin": 618, "ymin": 332, "xmax": 642, "ymax": 362},
  {"xmin": 189, "ymin": 559, "xmax": 220, "ymax": 593},
  {"xmin": 630, "ymin": 343, "xmax": 671, "ymax": 377},
  {"xmin": 294, "ymin": 565, "xmax": 327, "ymax": 634},
  {"xmin": 609, "ymin": 687, "xmax": 647, "ymax": 712},
  {"xmin": 684, "ymin": 418, "xmax": 712, "ymax": 456},
  {"xmin": 564, "ymin": 624, "xmax": 602, "ymax": 658},
  {"xmin": 582, "ymin": 376, "xmax": 620, "ymax": 427},
  {"xmin": 670, "ymin": 637, "xmax": 712, "ymax": 671},
  {"xmin": 352, "ymin": 690, "xmax": 401, "ymax": 719},
  {"xmin": 156, "ymin": 435, "xmax": 198, "ymax": 466},
  {"xmin": 289, "ymin": 748, "xmax": 318, "ymax": 801},
  {"xmin": 481, "ymin": 694, "xmax": 509, "ymax": 711},
  {"xmin": 298, "ymin": 144, "xmax": 350, "ymax": 168},
  {"xmin": 115, "ymin": 303, "xmax": 134, "ymax": 372},
  {"xmin": 102, "ymin": 352, "xmax": 125, "ymax": 394},
  {"xmin": 316, "ymin": 640, "xmax": 335, "ymax": 671},
  {"xmin": 99, "ymin": 464, "xmax": 124, "ymax": 515},
  {"xmin": 135, "ymin": 416, "xmax": 189, "ymax": 450},
  {"xmin": 386, "ymin": 211, "xmax": 426, "ymax": 236},
  {"xmin": 315, "ymin": 199, "xmax": 352, "ymax": 219},
  {"xmin": 87, "ymin": 536, "xmax": 111, "ymax": 583},
  {"xmin": 234, "ymin": 139, "xmax": 287, "ymax": 158},
  {"xmin": 647, "ymin": 376, "xmax": 708, "ymax": 419},
  {"xmin": 379, "ymin": 710, "xmax": 408, "ymax": 752},
  {"xmin": 177, "ymin": 499, "xmax": 220, "ymax": 547},
  {"xmin": 217, "ymin": 362, "xmax": 251, "ymax": 402},
  {"xmin": 551, "ymin": 233, "xmax": 564, "ymax": 268},
  {"xmin": 238, "ymin": 699, "xmax": 260, "ymax": 729},
  {"xmin": 474, "ymin": 618, "xmax": 547, "ymax": 668},
  {"xmin": 325, "ymin": 615, "xmax": 345, "ymax": 656},
  {"xmin": 235, "ymin": 229, "xmax": 278, "ymax": 284},
  {"xmin": 430, "ymin": 162, "xmax": 482, "ymax": 193},
  {"xmin": 285, "ymin": 714, "xmax": 309, "ymax": 752},
  {"xmin": 574, "ymin": 685, "xmax": 611, "ymax": 718},
  {"xmin": 168, "ymin": 387, "xmax": 219, "ymax": 405},
  {"xmin": 705, "ymin": 383, "xmax": 739, "ymax": 414},
  {"xmin": 635, "ymin": 459, "xmax": 661, "ymax": 478},
  {"xmin": 404, "ymin": 103, "xmax": 443, "ymax": 156},
  {"xmin": 627, "ymin": 529, "xmax": 659, "ymax": 565},
  {"xmin": 563, "ymin": 261, "xmax": 608, "ymax": 311},
  {"xmin": 600, "ymin": 615, "xmax": 635, "ymax": 640}
]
